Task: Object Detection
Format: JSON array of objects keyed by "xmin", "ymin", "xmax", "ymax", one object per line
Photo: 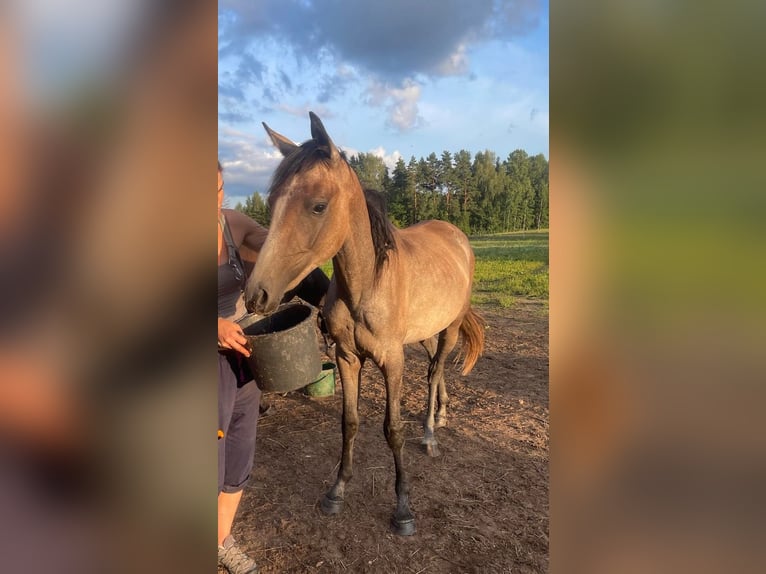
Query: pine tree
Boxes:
[
  {"xmin": 348, "ymin": 152, "xmax": 388, "ymax": 190},
  {"xmin": 236, "ymin": 192, "xmax": 270, "ymax": 226},
  {"xmin": 407, "ymin": 156, "xmax": 419, "ymax": 224},
  {"xmin": 452, "ymin": 150, "xmax": 474, "ymax": 233},
  {"xmin": 440, "ymin": 151, "xmax": 456, "ymax": 223},
  {"xmin": 504, "ymin": 150, "xmax": 533, "ymax": 231},
  {"xmin": 471, "ymin": 151, "xmax": 503, "ymax": 233},
  {"xmin": 528, "ymin": 153, "xmax": 549, "ymax": 229},
  {"xmin": 387, "ymin": 157, "xmax": 410, "ymax": 227}
]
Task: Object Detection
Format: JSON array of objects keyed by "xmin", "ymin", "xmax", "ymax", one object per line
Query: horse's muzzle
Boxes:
[{"xmin": 246, "ymin": 286, "xmax": 278, "ymax": 315}]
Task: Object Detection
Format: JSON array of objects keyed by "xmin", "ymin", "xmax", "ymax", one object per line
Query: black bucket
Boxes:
[{"xmin": 237, "ymin": 304, "xmax": 322, "ymax": 393}]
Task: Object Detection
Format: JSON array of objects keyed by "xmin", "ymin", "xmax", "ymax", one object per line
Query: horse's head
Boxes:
[{"xmin": 245, "ymin": 112, "xmax": 356, "ymax": 315}]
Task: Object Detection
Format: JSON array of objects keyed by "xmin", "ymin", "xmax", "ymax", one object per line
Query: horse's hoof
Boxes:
[
  {"xmin": 320, "ymin": 494, "xmax": 344, "ymax": 515},
  {"xmin": 435, "ymin": 417, "xmax": 448, "ymax": 429},
  {"xmin": 390, "ymin": 516, "xmax": 416, "ymax": 536},
  {"xmin": 425, "ymin": 442, "xmax": 441, "ymax": 457}
]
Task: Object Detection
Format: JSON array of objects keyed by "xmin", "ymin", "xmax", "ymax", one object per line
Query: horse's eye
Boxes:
[{"xmin": 312, "ymin": 203, "xmax": 327, "ymax": 215}]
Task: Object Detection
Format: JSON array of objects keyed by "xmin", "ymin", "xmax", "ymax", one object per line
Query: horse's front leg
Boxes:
[
  {"xmin": 320, "ymin": 349, "xmax": 363, "ymax": 515},
  {"xmin": 381, "ymin": 348, "xmax": 416, "ymax": 536}
]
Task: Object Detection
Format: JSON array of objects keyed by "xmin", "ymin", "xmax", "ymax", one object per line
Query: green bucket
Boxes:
[{"xmin": 304, "ymin": 362, "xmax": 336, "ymax": 397}]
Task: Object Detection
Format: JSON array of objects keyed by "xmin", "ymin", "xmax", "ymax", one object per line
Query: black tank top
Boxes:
[{"xmin": 218, "ymin": 214, "xmax": 247, "ymax": 320}]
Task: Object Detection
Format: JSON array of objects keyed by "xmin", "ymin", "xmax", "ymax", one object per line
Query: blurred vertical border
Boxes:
[
  {"xmin": 0, "ymin": 1, "xmax": 216, "ymax": 572},
  {"xmin": 551, "ymin": 0, "xmax": 766, "ymax": 572}
]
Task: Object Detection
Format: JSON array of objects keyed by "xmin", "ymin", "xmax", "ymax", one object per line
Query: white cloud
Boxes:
[
  {"xmin": 218, "ymin": 126, "xmax": 282, "ymax": 199},
  {"xmin": 434, "ymin": 43, "xmax": 469, "ymax": 76},
  {"xmin": 365, "ymin": 78, "xmax": 424, "ymax": 132},
  {"xmin": 367, "ymin": 146, "xmax": 403, "ymax": 173},
  {"xmin": 336, "ymin": 64, "xmax": 356, "ymax": 79},
  {"xmin": 219, "ymin": 0, "xmax": 542, "ymax": 82},
  {"xmin": 343, "ymin": 144, "xmax": 402, "ymax": 173}
]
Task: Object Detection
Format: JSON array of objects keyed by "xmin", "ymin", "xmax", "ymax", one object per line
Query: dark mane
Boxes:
[{"xmin": 363, "ymin": 187, "xmax": 398, "ymax": 275}]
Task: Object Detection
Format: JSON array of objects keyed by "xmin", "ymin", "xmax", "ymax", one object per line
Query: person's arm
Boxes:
[{"xmin": 222, "ymin": 209, "xmax": 268, "ymax": 259}]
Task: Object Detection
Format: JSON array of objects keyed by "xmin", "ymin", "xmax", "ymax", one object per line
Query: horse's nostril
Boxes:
[
  {"xmin": 245, "ymin": 286, "xmax": 271, "ymax": 314},
  {"xmin": 255, "ymin": 288, "xmax": 269, "ymax": 311}
]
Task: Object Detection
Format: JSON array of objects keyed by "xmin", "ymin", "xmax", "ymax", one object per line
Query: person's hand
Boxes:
[{"xmin": 217, "ymin": 318, "xmax": 251, "ymax": 357}]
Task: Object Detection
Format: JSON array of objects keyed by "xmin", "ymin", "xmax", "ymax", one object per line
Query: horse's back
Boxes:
[
  {"xmin": 398, "ymin": 220, "xmax": 473, "ymax": 267},
  {"xmin": 393, "ymin": 220, "xmax": 475, "ymax": 342}
]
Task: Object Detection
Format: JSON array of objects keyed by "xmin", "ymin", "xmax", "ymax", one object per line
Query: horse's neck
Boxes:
[{"xmin": 332, "ymin": 192, "xmax": 377, "ymax": 306}]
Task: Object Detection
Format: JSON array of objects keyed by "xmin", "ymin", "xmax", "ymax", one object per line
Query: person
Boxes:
[
  {"xmin": 217, "ymin": 160, "xmax": 331, "ymax": 574},
  {"xmin": 217, "ymin": 160, "xmax": 267, "ymax": 574}
]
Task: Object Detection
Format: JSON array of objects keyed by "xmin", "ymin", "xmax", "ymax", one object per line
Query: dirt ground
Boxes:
[{"xmin": 228, "ymin": 300, "xmax": 548, "ymax": 573}]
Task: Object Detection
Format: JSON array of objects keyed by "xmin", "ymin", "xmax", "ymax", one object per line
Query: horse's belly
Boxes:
[{"xmin": 402, "ymin": 301, "xmax": 465, "ymax": 343}]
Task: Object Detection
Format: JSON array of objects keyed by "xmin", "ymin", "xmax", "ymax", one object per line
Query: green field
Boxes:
[
  {"xmin": 319, "ymin": 230, "xmax": 548, "ymax": 309},
  {"xmin": 469, "ymin": 230, "xmax": 549, "ymax": 308}
]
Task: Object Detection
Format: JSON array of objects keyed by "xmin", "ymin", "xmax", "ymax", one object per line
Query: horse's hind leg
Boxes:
[
  {"xmin": 420, "ymin": 336, "xmax": 437, "ymax": 362},
  {"xmin": 320, "ymin": 351, "xmax": 364, "ymax": 516},
  {"xmin": 435, "ymin": 368, "xmax": 450, "ymax": 429},
  {"xmin": 422, "ymin": 351, "xmax": 441, "ymax": 457},
  {"xmin": 422, "ymin": 321, "xmax": 460, "ymax": 457}
]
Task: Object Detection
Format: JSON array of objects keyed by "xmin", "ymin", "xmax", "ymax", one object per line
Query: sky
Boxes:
[{"xmin": 218, "ymin": 0, "xmax": 549, "ymax": 207}]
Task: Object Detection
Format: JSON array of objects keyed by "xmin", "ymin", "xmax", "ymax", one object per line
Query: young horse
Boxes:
[{"xmin": 245, "ymin": 112, "xmax": 485, "ymax": 536}]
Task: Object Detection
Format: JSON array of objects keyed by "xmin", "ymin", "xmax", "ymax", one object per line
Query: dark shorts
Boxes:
[{"xmin": 218, "ymin": 352, "xmax": 261, "ymax": 494}]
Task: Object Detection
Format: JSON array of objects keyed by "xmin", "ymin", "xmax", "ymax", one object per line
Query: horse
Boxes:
[{"xmin": 245, "ymin": 112, "xmax": 485, "ymax": 536}]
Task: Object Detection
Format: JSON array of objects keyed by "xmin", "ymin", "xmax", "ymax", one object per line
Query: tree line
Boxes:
[{"xmin": 235, "ymin": 148, "xmax": 548, "ymax": 235}]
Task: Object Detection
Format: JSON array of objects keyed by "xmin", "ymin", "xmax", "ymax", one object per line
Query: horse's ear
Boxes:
[
  {"xmin": 262, "ymin": 122, "xmax": 299, "ymax": 157},
  {"xmin": 309, "ymin": 111, "xmax": 339, "ymax": 160}
]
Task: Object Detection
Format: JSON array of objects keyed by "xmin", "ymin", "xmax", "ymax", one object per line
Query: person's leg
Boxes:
[
  {"xmin": 218, "ymin": 356, "xmax": 260, "ymax": 573},
  {"xmin": 219, "ymin": 380, "xmax": 260, "ymax": 541},
  {"xmin": 218, "ymin": 492, "xmax": 258, "ymax": 574},
  {"xmin": 222, "ymin": 379, "xmax": 261, "ymax": 496},
  {"xmin": 218, "ymin": 490, "xmax": 243, "ymax": 545},
  {"xmin": 218, "ymin": 353, "xmax": 240, "ymax": 545},
  {"xmin": 219, "ymin": 353, "xmax": 237, "ymax": 492}
]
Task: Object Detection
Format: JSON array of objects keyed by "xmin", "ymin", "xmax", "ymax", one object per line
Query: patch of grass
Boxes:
[
  {"xmin": 470, "ymin": 231, "xmax": 549, "ymax": 307},
  {"xmin": 319, "ymin": 260, "xmax": 333, "ymax": 277}
]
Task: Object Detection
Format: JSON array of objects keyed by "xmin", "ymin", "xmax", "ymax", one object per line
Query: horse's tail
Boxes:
[{"xmin": 458, "ymin": 306, "xmax": 486, "ymax": 375}]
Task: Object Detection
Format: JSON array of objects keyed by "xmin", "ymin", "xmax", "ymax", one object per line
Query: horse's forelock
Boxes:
[{"xmin": 268, "ymin": 139, "xmax": 348, "ymax": 199}]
